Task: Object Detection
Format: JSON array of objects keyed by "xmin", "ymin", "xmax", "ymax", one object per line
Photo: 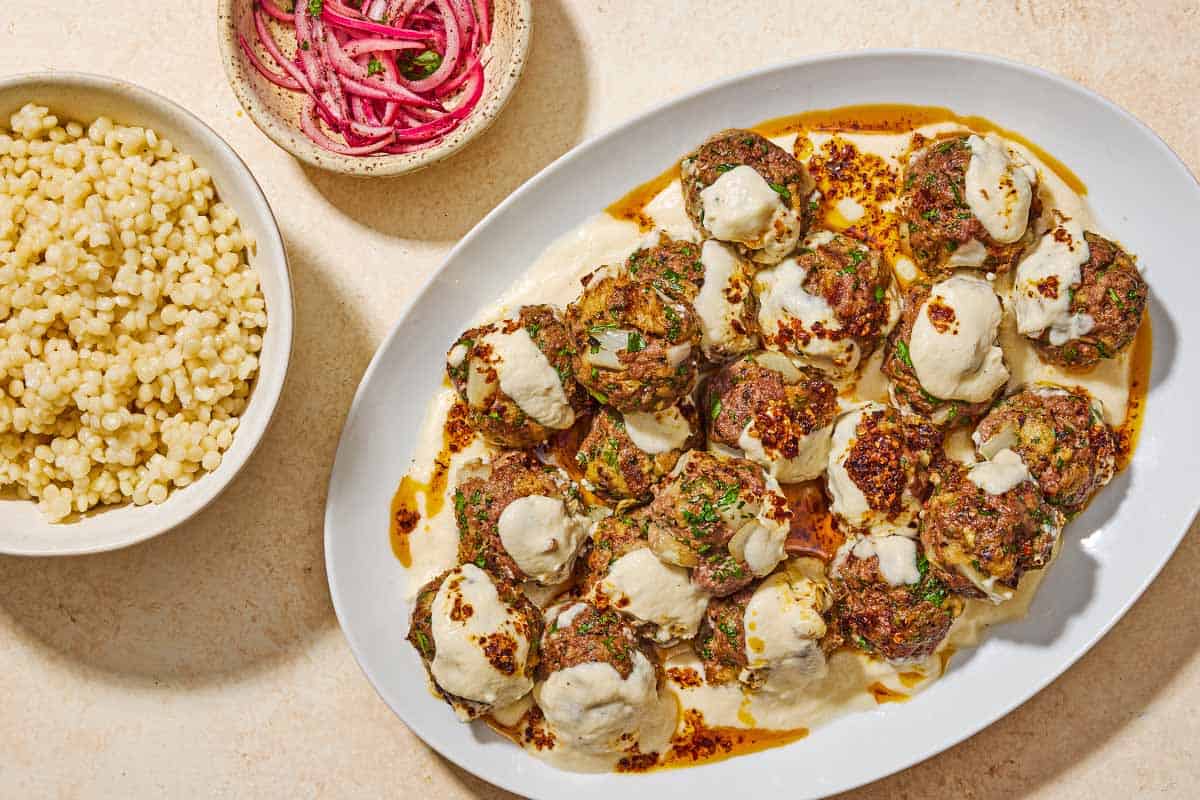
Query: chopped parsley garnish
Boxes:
[
  {"xmin": 367, "ymin": 56, "xmax": 384, "ymax": 76},
  {"xmin": 848, "ymin": 249, "xmax": 866, "ymax": 267},
  {"xmin": 307, "ymin": 0, "xmax": 323, "ymax": 16},
  {"xmin": 1108, "ymin": 287, "xmax": 1125, "ymax": 309},
  {"xmin": 874, "ymin": 285, "xmax": 886, "ymax": 303},
  {"xmin": 398, "ymin": 49, "xmax": 443, "ymax": 80},
  {"xmin": 894, "ymin": 339, "xmax": 914, "ymax": 369},
  {"xmin": 767, "ymin": 181, "xmax": 792, "ymax": 203},
  {"xmin": 717, "ymin": 621, "xmax": 740, "ymax": 643},
  {"xmin": 921, "ymin": 208, "xmax": 940, "ymax": 222},
  {"xmin": 662, "ymin": 268, "xmax": 683, "ymax": 293},
  {"xmin": 663, "ymin": 305, "xmax": 681, "ymax": 341},
  {"xmin": 525, "ymin": 321, "xmax": 541, "ymax": 338},
  {"xmin": 715, "ymin": 163, "xmax": 736, "ymax": 173},
  {"xmin": 710, "ymin": 397, "xmax": 722, "ymax": 421},
  {"xmin": 626, "ymin": 330, "xmax": 646, "ymax": 352},
  {"xmin": 414, "ymin": 630, "xmax": 432, "ymax": 657}
]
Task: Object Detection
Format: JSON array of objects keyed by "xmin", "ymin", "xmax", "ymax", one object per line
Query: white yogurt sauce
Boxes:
[
  {"xmin": 742, "ymin": 562, "xmax": 831, "ymax": 694},
  {"xmin": 401, "ymin": 122, "xmax": 1140, "ymax": 769},
  {"xmin": 1013, "ymin": 215, "xmax": 1094, "ymax": 346},
  {"xmin": 597, "ymin": 547, "xmax": 710, "ymax": 643},
  {"xmin": 470, "ymin": 325, "xmax": 575, "ymax": 429},
  {"xmin": 756, "ymin": 254, "xmax": 860, "ymax": 375},
  {"xmin": 693, "ymin": 239, "xmax": 760, "ymax": 359},
  {"xmin": 909, "ymin": 275, "xmax": 1009, "ymax": 403},
  {"xmin": 497, "ymin": 495, "xmax": 590, "ymax": 585},
  {"xmin": 699, "ymin": 164, "xmax": 802, "ymax": 263},
  {"xmin": 848, "ymin": 534, "xmax": 922, "ymax": 586},
  {"xmin": 964, "ymin": 133, "xmax": 1035, "ymax": 243},
  {"xmin": 430, "ymin": 564, "xmax": 535, "ymax": 717}
]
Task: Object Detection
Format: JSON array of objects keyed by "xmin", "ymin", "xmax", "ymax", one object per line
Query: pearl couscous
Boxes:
[{"xmin": 0, "ymin": 103, "xmax": 266, "ymax": 522}]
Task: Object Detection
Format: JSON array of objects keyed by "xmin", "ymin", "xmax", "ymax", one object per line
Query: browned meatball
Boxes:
[
  {"xmin": 627, "ymin": 233, "xmax": 761, "ymax": 362},
  {"xmin": 680, "ymin": 129, "xmax": 817, "ymax": 265},
  {"xmin": 566, "ymin": 269, "xmax": 701, "ymax": 412},
  {"xmin": 539, "ymin": 601, "xmax": 649, "ymax": 680},
  {"xmin": 453, "ymin": 451, "xmax": 590, "ymax": 586},
  {"xmin": 446, "ymin": 305, "xmax": 590, "ymax": 447},
  {"xmin": 694, "ymin": 586, "xmax": 753, "ymax": 684},
  {"xmin": 1030, "ymin": 233, "xmax": 1148, "ymax": 368},
  {"xmin": 921, "ymin": 460, "xmax": 1063, "ymax": 602},
  {"xmin": 408, "ymin": 564, "xmax": 543, "ymax": 720},
  {"xmin": 898, "ymin": 134, "xmax": 1040, "ymax": 278},
  {"xmin": 579, "ymin": 514, "xmax": 650, "ymax": 595},
  {"xmin": 880, "ymin": 282, "xmax": 1004, "ymax": 426},
  {"xmin": 755, "ymin": 231, "xmax": 892, "ymax": 376},
  {"xmin": 575, "ymin": 400, "xmax": 702, "ymax": 504},
  {"xmin": 831, "ymin": 539, "xmax": 962, "ymax": 664},
  {"xmin": 827, "ymin": 403, "xmax": 944, "ymax": 536},
  {"xmin": 704, "ymin": 352, "xmax": 838, "ymax": 483},
  {"xmin": 644, "ymin": 451, "xmax": 792, "ymax": 596},
  {"xmin": 974, "ymin": 386, "xmax": 1116, "ymax": 516}
]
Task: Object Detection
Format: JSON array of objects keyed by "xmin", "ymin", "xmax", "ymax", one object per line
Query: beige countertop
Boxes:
[{"xmin": 2, "ymin": 2, "xmax": 1198, "ymax": 797}]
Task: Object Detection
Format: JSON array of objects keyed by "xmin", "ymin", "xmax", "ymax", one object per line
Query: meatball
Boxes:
[
  {"xmin": 628, "ymin": 233, "xmax": 760, "ymax": 362},
  {"xmin": 575, "ymin": 400, "xmax": 702, "ymax": 504},
  {"xmin": 453, "ymin": 450, "xmax": 591, "ymax": 586},
  {"xmin": 582, "ymin": 515, "xmax": 710, "ymax": 644},
  {"xmin": 881, "ymin": 276, "xmax": 1008, "ymax": 426},
  {"xmin": 1017, "ymin": 230, "xmax": 1148, "ymax": 368},
  {"xmin": 704, "ymin": 351, "xmax": 838, "ymax": 482},
  {"xmin": 898, "ymin": 133, "xmax": 1040, "ymax": 278},
  {"xmin": 694, "ymin": 559, "xmax": 832, "ymax": 692},
  {"xmin": 535, "ymin": 601, "xmax": 675, "ymax": 760},
  {"xmin": 973, "ymin": 385, "xmax": 1117, "ymax": 514},
  {"xmin": 826, "ymin": 402, "xmax": 943, "ymax": 536},
  {"xmin": 921, "ymin": 452, "xmax": 1064, "ymax": 603},
  {"xmin": 680, "ymin": 129, "xmax": 817, "ymax": 265},
  {"xmin": 407, "ymin": 563, "xmax": 543, "ymax": 720},
  {"xmin": 644, "ymin": 451, "xmax": 792, "ymax": 596},
  {"xmin": 446, "ymin": 304, "xmax": 590, "ymax": 447},
  {"xmin": 831, "ymin": 534, "xmax": 962, "ymax": 664},
  {"xmin": 566, "ymin": 267, "xmax": 701, "ymax": 412},
  {"xmin": 755, "ymin": 230, "xmax": 892, "ymax": 377}
]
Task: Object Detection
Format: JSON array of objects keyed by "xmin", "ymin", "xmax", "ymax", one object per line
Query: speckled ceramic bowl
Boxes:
[{"xmin": 217, "ymin": 0, "xmax": 532, "ymax": 177}]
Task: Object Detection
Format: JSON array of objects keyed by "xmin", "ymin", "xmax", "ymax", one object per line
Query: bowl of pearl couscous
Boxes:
[{"xmin": 0, "ymin": 73, "xmax": 292, "ymax": 556}]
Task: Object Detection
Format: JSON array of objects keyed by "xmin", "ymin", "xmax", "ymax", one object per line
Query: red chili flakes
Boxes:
[
  {"xmin": 666, "ymin": 666, "xmax": 704, "ymax": 689},
  {"xmin": 1036, "ymin": 275, "xmax": 1060, "ymax": 300},
  {"xmin": 480, "ymin": 632, "xmax": 518, "ymax": 675},
  {"xmin": 925, "ymin": 298, "xmax": 958, "ymax": 333}
]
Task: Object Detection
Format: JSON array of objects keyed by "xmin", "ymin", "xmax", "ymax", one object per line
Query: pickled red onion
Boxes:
[{"xmin": 242, "ymin": 0, "xmax": 491, "ymax": 157}]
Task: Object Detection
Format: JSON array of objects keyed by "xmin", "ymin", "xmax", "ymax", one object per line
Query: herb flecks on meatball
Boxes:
[
  {"xmin": 680, "ymin": 129, "xmax": 817, "ymax": 265},
  {"xmin": 644, "ymin": 451, "xmax": 792, "ymax": 596},
  {"xmin": 453, "ymin": 451, "xmax": 590, "ymax": 586},
  {"xmin": 447, "ymin": 305, "xmax": 590, "ymax": 447},
  {"xmin": 974, "ymin": 386, "xmax": 1116, "ymax": 515},
  {"xmin": 567, "ymin": 269, "xmax": 701, "ymax": 412},
  {"xmin": 1028, "ymin": 232, "xmax": 1148, "ymax": 368},
  {"xmin": 921, "ymin": 453, "xmax": 1063, "ymax": 603},
  {"xmin": 755, "ymin": 230, "xmax": 891, "ymax": 377},
  {"xmin": 629, "ymin": 233, "xmax": 761, "ymax": 363},
  {"xmin": 899, "ymin": 133, "xmax": 1040, "ymax": 278},
  {"xmin": 408, "ymin": 563, "xmax": 543, "ymax": 720},
  {"xmin": 705, "ymin": 352, "xmax": 838, "ymax": 483},
  {"xmin": 831, "ymin": 537, "xmax": 961, "ymax": 664},
  {"xmin": 881, "ymin": 276, "xmax": 1008, "ymax": 426},
  {"xmin": 575, "ymin": 401, "xmax": 701, "ymax": 504}
]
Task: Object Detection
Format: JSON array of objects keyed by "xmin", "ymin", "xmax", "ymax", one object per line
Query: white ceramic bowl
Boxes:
[
  {"xmin": 0, "ymin": 72, "xmax": 293, "ymax": 556},
  {"xmin": 324, "ymin": 51, "xmax": 1200, "ymax": 799}
]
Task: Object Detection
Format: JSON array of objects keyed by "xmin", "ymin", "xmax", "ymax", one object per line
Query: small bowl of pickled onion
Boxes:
[{"xmin": 218, "ymin": 0, "xmax": 531, "ymax": 176}]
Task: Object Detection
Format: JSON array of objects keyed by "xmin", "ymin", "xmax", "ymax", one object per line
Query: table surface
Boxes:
[{"xmin": 2, "ymin": 2, "xmax": 1198, "ymax": 798}]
